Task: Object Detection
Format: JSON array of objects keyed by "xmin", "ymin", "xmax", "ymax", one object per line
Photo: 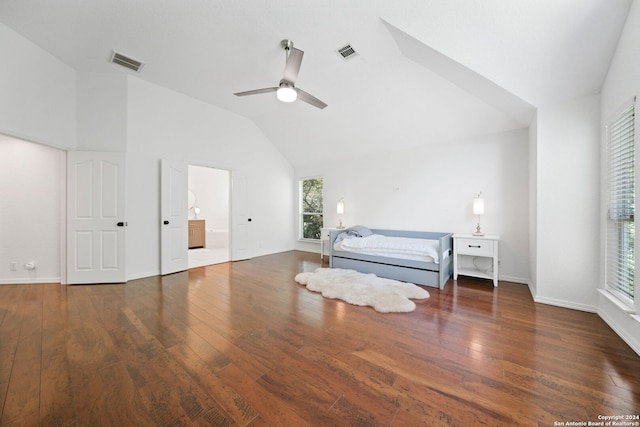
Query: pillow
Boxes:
[{"xmin": 346, "ymin": 225, "xmax": 373, "ymax": 238}]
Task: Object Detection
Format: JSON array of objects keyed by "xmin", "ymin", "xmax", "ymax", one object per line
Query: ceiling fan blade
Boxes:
[
  {"xmin": 282, "ymin": 47, "xmax": 304, "ymax": 84},
  {"xmin": 296, "ymin": 88, "xmax": 327, "ymax": 109},
  {"xmin": 234, "ymin": 87, "xmax": 278, "ymax": 96}
]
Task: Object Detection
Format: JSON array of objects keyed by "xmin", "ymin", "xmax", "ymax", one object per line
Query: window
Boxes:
[
  {"xmin": 300, "ymin": 177, "xmax": 323, "ymax": 240},
  {"xmin": 606, "ymin": 102, "xmax": 635, "ymax": 305}
]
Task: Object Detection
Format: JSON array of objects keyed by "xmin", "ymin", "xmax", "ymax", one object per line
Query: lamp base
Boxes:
[
  {"xmin": 336, "ymin": 219, "xmax": 345, "ymax": 229},
  {"xmin": 473, "ymin": 223, "xmax": 484, "ymax": 236}
]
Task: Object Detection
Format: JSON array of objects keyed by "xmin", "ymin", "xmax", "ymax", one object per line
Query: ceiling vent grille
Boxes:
[
  {"xmin": 336, "ymin": 44, "xmax": 358, "ymax": 60},
  {"xmin": 110, "ymin": 50, "xmax": 144, "ymax": 72}
]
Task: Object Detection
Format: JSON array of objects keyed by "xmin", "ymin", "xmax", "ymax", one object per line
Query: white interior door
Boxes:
[
  {"xmin": 66, "ymin": 151, "xmax": 126, "ymax": 284},
  {"xmin": 231, "ymin": 174, "xmax": 251, "ymax": 261},
  {"xmin": 161, "ymin": 159, "xmax": 188, "ymax": 275}
]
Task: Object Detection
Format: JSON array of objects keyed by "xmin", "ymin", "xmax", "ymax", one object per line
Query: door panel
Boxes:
[
  {"xmin": 231, "ymin": 174, "xmax": 251, "ymax": 261},
  {"xmin": 160, "ymin": 159, "xmax": 188, "ymax": 275},
  {"xmin": 102, "ymin": 230, "xmax": 119, "ymax": 268},
  {"xmin": 66, "ymin": 151, "xmax": 126, "ymax": 284}
]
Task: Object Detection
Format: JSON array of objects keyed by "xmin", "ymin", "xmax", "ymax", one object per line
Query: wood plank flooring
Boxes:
[{"xmin": 0, "ymin": 250, "xmax": 638, "ymax": 426}]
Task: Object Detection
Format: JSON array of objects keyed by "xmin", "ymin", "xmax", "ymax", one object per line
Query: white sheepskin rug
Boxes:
[{"xmin": 294, "ymin": 268, "xmax": 429, "ymax": 313}]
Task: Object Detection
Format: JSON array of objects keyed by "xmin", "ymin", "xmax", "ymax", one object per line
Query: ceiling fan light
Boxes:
[{"xmin": 277, "ymin": 86, "xmax": 297, "ymax": 103}]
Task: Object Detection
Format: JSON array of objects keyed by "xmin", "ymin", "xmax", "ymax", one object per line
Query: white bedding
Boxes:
[{"xmin": 333, "ymin": 234, "xmax": 441, "ymax": 264}]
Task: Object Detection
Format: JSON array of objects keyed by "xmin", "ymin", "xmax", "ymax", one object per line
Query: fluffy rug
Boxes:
[{"xmin": 294, "ymin": 268, "xmax": 429, "ymax": 313}]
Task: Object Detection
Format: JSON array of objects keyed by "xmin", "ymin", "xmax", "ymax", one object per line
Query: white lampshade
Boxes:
[
  {"xmin": 473, "ymin": 196, "xmax": 485, "ymax": 216},
  {"xmin": 336, "ymin": 199, "xmax": 344, "ymax": 215},
  {"xmin": 276, "ymin": 86, "xmax": 297, "ymax": 103}
]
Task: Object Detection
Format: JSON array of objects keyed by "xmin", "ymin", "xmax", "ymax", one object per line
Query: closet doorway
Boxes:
[{"xmin": 187, "ymin": 165, "xmax": 231, "ymax": 268}]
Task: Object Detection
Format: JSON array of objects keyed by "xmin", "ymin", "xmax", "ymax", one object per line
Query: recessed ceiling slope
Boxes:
[
  {"xmin": 382, "ymin": 19, "xmax": 534, "ymax": 127},
  {"xmin": 378, "ymin": 0, "xmax": 633, "ymax": 107}
]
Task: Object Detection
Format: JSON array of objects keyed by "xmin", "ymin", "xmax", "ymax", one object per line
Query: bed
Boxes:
[{"xmin": 329, "ymin": 227, "xmax": 453, "ymax": 289}]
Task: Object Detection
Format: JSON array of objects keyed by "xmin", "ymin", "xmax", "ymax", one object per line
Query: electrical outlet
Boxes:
[{"xmin": 9, "ymin": 262, "xmax": 17, "ymax": 271}]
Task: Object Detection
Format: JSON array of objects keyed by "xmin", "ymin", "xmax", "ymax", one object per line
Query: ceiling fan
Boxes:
[{"xmin": 234, "ymin": 39, "xmax": 327, "ymax": 109}]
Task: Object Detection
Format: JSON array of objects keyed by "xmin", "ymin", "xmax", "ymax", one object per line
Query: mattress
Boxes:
[{"xmin": 333, "ymin": 234, "xmax": 442, "ymax": 263}]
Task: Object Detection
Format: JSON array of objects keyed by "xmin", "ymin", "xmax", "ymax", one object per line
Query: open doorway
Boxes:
[
  {"xmin": 187, "ymin": 165, "xmax": 231, "ymax": 268},
  {"xmin": 0, "ymin": 135, "xmax": 65, "ymax": 284}
]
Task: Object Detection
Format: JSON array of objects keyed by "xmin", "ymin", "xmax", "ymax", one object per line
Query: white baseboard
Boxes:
[
  {"xmin": 598, "ymin": 310, "xmax": 640, "ymax": 356},
  {"xmin": 533, "ymin": 294, "xmax": 597, "ymax": 313},
  {"xmin": 499, "ymin": 274, "xmax": 529, "ymax": 284},
  {"xmin": 0, "ymin": 277, "xmax": 61, "ymax": 285},
  {"xmin": 597, "ymin": 290, "xmax": 640, "ymax": 356},
  {"xmin": 526, "ymin": 279, "xmax": 597, "ymax": 312},
  {"xmin": 527, "ymin": 281, "xmax": 536, "ymax": 299}
]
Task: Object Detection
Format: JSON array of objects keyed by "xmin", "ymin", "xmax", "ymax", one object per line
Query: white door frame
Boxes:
[{"xmin": 60, "ymin": 152, "xmax": 67, "ymax": 284}]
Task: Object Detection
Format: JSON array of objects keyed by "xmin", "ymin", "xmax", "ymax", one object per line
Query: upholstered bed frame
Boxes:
[{"xmin": 329, "ymin": 229, "xmax": 453, "ymax": 289}]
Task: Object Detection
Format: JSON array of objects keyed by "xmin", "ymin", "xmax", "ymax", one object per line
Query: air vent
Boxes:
[
  {"xmin": 336, "ymin": 44, "xmax": 358, "ymax": 60},
  {"xmin": 110, "ymin": 50, "xmax": 144, "ymax": 72}
]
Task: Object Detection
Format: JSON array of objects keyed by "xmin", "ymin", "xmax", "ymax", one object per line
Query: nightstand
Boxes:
[
  {"xmin": 453, "ymin": 234, "xmax": 500, "ymax": 286},
  {"xmin": 320, "ymin": 227, "xmax": 344, "ymax": 261}
]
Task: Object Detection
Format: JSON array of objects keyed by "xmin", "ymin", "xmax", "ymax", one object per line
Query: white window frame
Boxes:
[
  {"xmin": 605, "ymin": 98, "xmax": 638, "ymax": 312},
  {"xmin": 299, "ymin": 176, "xmax": 323, "ymax": 241}
]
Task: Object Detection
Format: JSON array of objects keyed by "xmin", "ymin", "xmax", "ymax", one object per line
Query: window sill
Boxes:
[
  {"xmin": 298, "ymin": 239, "xmax": 320, "ymax": 244},
  {"xmin": 598, "ymin": 289, "xmax": 635, "ymax": 314}
]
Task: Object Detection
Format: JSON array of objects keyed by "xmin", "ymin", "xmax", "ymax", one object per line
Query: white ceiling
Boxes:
[{"xmin": 0, "ymin": 0, "xmax": 632, "ymax": 168}]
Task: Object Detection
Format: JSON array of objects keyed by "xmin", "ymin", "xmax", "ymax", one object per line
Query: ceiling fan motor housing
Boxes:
[{"xmin": 281, "ymin": 39, "xmax": 294, "ymax": 51}]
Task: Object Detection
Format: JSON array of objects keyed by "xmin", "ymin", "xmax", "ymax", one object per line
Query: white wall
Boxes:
[
  {"xmin": 125, "ymin": 77, "xmax": 295, "ymax": 280},
  {"xmin": 0, "ymin": 23, "xmax": 73, "ymax": 285},
  {"xmin": 601, "ymin": 0, "xmax": 640, "ymax": 116},
  {"xmin": 76, "ymin": 72, "xmax": 128, "ymax": 152},
  {"xmin": 599, "ymin": 0, "xmax": 640, "ymax": 354},
  {"xmin": 0, "ymin": 25, "xmax": 296, "ymax": 284},
  {"xmin": 532, "ymin": 94, "xmax": 601, "ymax": 312},
  {"xmin": 0, "ymin": 23, "xmax": 76, "ymax": 149},
  {"xmin": 296, "ymin": 128, "xmax": 530, "ymax": 283},
  {"xmin": 0, "ymin": 137, "xmax": 65, "ymax": 284}
]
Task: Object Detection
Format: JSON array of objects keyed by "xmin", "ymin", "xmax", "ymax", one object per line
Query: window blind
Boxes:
[{"xmin": 606, "ymin": 103, "xmax": 635, "ymax": 302}]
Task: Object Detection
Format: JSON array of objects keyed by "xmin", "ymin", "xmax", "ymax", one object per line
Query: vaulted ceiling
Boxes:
[{"xmin": 0, "ymin": 0, "xmax": 632, "ymax": 167}]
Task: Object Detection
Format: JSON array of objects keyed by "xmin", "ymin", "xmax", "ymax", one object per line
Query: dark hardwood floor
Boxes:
[{"xmin": 0, "ymin": 251, "xmax": 638, "ymax": 426}]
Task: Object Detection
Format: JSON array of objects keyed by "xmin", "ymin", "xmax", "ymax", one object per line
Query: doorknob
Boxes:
[
  {"xmin": 116, "ymin": 222, "xmax": 127, "ymax": 227},
  {"xmin": 163, "ymin": 220, "xmax": 170, "ymax": 225}
]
